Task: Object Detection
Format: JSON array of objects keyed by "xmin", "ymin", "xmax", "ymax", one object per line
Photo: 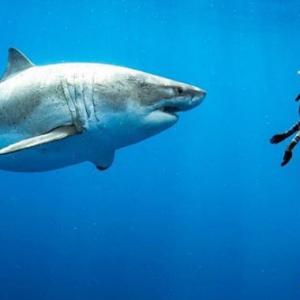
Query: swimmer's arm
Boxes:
[
  {"xmin": 281, "ymin": 133, "xmax": 300, "ymax": 166},
  {"xmin": 270, "ymin": 120, "xmax": 300, "ymax": 144}
]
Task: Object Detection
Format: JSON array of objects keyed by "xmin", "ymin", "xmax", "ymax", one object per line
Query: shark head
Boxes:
[{"xmin": 92, "ymin": 67, "xmax": 206, "ymax": 149}]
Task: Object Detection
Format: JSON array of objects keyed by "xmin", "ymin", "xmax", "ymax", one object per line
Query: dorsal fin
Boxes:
[{"xmin": 1, "ymin": 48, "xmax": 35, "ymax": 81}]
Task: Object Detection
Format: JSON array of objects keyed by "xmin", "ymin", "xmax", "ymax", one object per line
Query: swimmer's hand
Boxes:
[{"xmin": 270, "ymin": 134, "xmax": 287, "ymax": 144}]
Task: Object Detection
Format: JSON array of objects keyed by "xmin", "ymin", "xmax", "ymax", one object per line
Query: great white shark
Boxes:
[{"xmin": 0, "ymin": 48, "xmax": 206, "ymax": 172}]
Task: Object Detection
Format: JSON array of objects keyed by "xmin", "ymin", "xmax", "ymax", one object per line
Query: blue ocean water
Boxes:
[{"xmin": 1, "ymin": 0, "xmax": 300, "ymax": 299}]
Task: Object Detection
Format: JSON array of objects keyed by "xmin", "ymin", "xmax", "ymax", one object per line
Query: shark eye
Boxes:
[{"xmin": 177, "ymin": 87, "xmax": 183, "ymax": 95}]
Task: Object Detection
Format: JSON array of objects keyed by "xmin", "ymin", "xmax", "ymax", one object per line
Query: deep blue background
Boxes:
[{"xmin": 1, "ymin": 0, "xmax": 300, "ymax": 299}]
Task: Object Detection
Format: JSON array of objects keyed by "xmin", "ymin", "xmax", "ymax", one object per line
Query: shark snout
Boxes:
[
  {"xmin": 193, "ymin": 87, "xmax": 206, "ymax": 99},
  {"xmin": 194, "ymin": 88, "xmax": 206, "ymax": 104},
  {"xmin": 156, "ymin": 86, "xmax": 206, "ymax": 117},
  {"xmin": 178, "ymin": 86, "xmax": 206, "ymax": 111},
  {"xmin": 191, "ymin": 87, "xmax": 206, "ymax": 103}
]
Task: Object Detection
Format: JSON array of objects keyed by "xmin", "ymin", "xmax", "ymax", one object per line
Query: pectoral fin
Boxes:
[{"xmin": 0, "ymin": 125, "xmax": 77, "ymax": 155}]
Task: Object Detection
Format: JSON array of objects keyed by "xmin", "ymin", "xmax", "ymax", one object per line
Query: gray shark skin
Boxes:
[{"xmin": 0, "ymin": 48, "xmax": 206, "ymax": 172}]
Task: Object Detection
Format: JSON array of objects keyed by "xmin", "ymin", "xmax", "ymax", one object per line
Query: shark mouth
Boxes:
[
  {"xmin": 155, "ymin": 91, "xmax": 206, "ymax": 118},
  {"xmin": 156, "ymin": 99, "xmax": 195, "ymax": 117},
  {"xmin": 158, "ymin": 105, "xmax": 181, "ymax": 117}
]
